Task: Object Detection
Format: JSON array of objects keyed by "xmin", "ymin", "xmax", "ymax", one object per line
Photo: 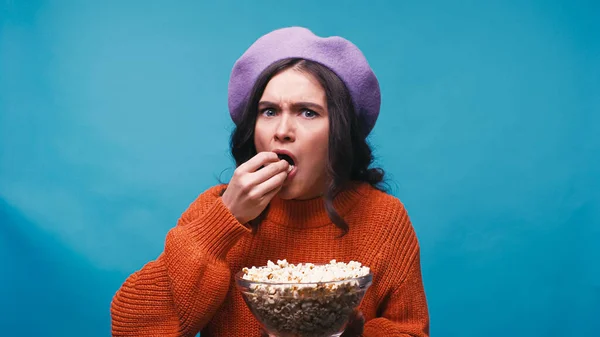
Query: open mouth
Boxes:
[{"xmin": 276, "ymin": 153, "xmax": 296, "ymax": 173}]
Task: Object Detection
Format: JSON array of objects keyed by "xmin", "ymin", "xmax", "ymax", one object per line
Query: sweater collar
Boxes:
[{"xmin": 265, "ymin": 182, "xmax": 372, "ymax": 228}]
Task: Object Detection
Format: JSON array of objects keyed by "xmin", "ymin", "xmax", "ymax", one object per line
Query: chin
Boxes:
[
  {"xmin": 276, "ymin": 185, "xmax": 298, "ymax": 200},
  {"xmin": 277, "ymin": 181, "xmax": 323, "ymax": 200}
]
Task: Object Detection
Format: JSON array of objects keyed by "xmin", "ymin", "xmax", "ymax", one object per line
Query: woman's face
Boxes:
[{"xmin": 254, "ymin": 68, "xmax": 329, "ymax": 200}]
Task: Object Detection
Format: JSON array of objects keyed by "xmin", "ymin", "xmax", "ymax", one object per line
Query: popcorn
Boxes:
[
  {"xmin": 242, "ymin": 259, "xmax": 370, "ymax": 284},
  {"xmin": 238, "ymin": 260, "xmax": 371, "ymax": 337}
]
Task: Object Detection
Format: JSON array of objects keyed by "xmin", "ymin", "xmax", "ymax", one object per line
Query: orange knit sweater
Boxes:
[{"xmin": 111, "ymin": 183, "xmax": 429, "ymax": 336}]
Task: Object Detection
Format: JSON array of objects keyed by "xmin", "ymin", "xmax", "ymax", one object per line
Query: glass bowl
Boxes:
[{"xmin": 234, "ymin": 268, "xmax": 373, "ymax": 337}]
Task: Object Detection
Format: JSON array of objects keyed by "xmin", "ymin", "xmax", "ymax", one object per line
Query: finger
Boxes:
[
  {"xmin": 262, "ymin": 184, "xmax": 284, "ymax": 204},
  {"xmin": 259, "ymin": 171, "xmax": 289, "ymax": 202},
  {"xmin": 255, "ymin": 169, "xmax": 288, "ymax": 199},
  {"xmin": 342, "ymin": 310, "xmax": 364, "ymax": 336},
  {"xmin": 238, "ymin": 152, "xmax": 279, "ymax": 173},
  {"xmin": 248, "ymin": 159, "xmax": 289, "ymax": 186},
  {"xmin": 352, "ymin": 310, "xmax": 365, "ymax": 326},
  {"xmin": 353, "ymin": 311, "xmax": 365, "ymax": 334}
]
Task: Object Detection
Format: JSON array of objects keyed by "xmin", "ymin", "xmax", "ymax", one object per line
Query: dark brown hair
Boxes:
[{"xmin": 225, "ymin": 58, "xmax": 387, "ymax": 236}]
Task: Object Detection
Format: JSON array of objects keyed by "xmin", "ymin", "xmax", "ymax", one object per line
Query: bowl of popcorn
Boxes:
[{"xmin": 235, "ymin": 259, "xmax": 372, "ymax": 337}]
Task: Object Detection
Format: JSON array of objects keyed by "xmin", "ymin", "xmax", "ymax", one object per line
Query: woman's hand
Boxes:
[{"xmin": 222, "ymin": 151, "xmax": 289, "ymax": 224}]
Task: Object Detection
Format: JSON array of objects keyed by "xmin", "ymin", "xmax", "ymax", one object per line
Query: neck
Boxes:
[
  {"xmin": 279, "ymin": 178, "xmax": 327, "ymax": 201},
  {"xmin": 265, "ymin": 182, "xmax": 371, "ymax": 229}
]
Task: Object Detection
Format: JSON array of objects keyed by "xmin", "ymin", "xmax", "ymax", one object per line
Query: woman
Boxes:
[{"xmin": 111, "ymin": 27, "xmax": 429, "ymax": 337}]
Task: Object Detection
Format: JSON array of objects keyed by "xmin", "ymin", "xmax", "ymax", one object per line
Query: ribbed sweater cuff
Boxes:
[{"xmin": 184, "ymin": 197, "xmax": 251, "ymax": 259}]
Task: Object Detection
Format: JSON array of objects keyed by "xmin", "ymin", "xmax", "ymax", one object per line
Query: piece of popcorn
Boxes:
[{"xmin": 241, "ymin": 259, "xmax": 370, "ymax": 283}]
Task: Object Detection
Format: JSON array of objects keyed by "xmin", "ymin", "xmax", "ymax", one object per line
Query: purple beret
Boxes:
[{"xmin": 228, "ymin": 26, "xmax": 381, "ymax": 136}]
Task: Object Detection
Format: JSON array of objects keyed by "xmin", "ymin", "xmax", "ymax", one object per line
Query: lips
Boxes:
[{"xmin": 273, "ymin": 149, "xmax": 297, "ymax": 176}]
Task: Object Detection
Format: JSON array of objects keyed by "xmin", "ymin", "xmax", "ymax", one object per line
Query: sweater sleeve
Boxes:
[
  {"xmin": 110, "ymin": 187, "xmax": 251, "ymax": 337},
  {"xmin": 363, "ymin": 251, "xmax": 430, "ymax": 337}
]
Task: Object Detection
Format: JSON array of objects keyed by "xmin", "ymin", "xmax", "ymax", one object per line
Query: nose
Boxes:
[{"xmin": 274, "ymin": 114, "xmax": 295, "ymax": 143}]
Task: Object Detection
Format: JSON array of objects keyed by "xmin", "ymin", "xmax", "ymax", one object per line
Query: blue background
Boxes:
[{"xmin": 1, "ymin": 1, "xmax": 599, "ymax": 336}]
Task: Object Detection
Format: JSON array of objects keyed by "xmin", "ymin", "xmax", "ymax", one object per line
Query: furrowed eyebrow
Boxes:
[
  {"xmin": 258, "ymin": 101, "xmax": 325, "ymax": 112},
  {"xmin": 292, "ymin": 102, "xmax": 324, "ymax": 112},
  {"xmin": 258, "ymin": 101, "xmax": 278, "ymax": 108}
]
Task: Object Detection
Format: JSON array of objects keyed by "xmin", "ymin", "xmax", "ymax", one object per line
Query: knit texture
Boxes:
[{"xmin": 111, "ymin": 183, "xmax": 429, "ymax": 336}]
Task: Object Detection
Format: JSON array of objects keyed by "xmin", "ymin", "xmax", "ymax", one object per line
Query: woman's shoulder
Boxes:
[
  {"xmin": 356, "ymin": 182, "xmax": 410, "ymax": 217},
  {"xmin": 353, "ymin": 182, "xmax": 417, "ymax": 238},
  {"xmin": 354, "ymin": 183, "xmax": 421, "ymax": 268}
]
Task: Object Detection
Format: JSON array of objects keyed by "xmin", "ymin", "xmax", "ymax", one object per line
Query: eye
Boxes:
[
  {"xmin": 301, "ymin": 109, "xmax": 319, "ymax": 118},
  {"xmin": 261, "ymin": 108, "xmax": 277, "ymax": 117}
]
